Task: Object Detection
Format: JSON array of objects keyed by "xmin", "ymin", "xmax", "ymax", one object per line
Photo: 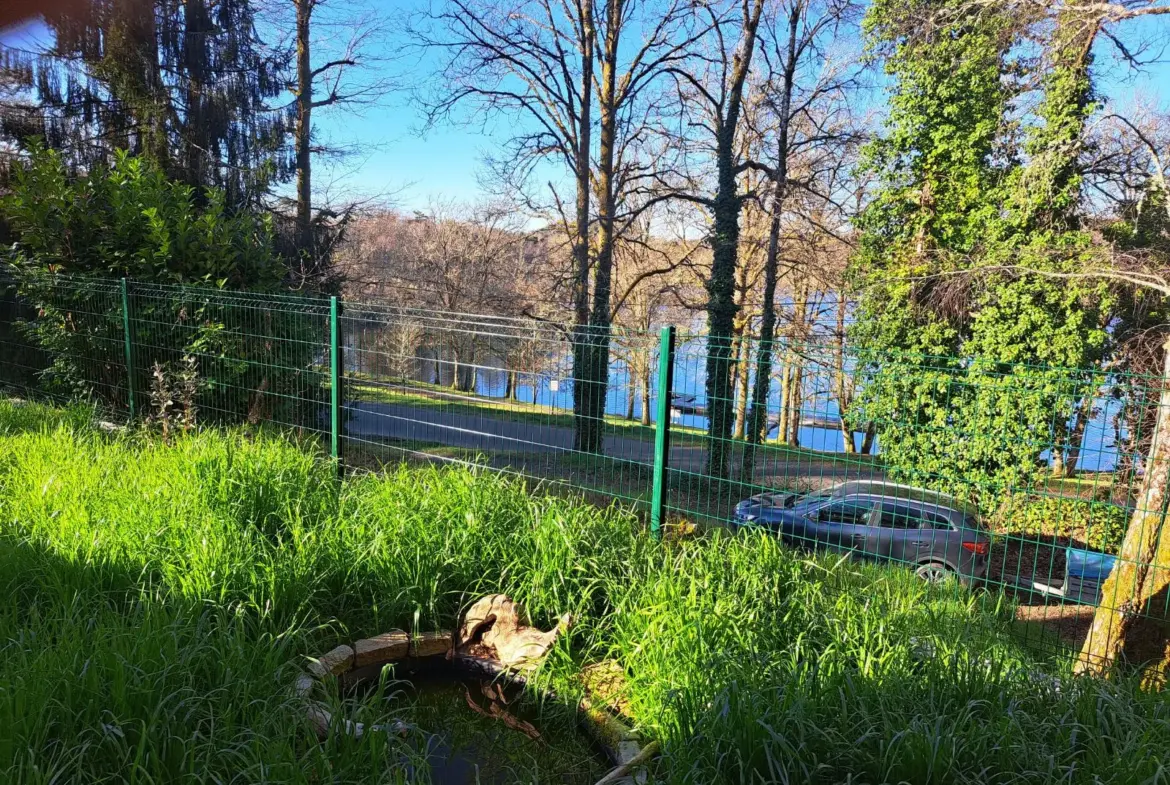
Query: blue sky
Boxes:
[
  {"xmin": 313, "ymin": 6, "xmax": 1170, "ymax": 213},
  {"xmin": 4, "ymin": 3, "xmax": 1170, "ymax": 214}
]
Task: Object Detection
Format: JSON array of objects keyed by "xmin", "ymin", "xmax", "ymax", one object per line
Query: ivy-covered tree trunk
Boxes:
[
  {"xmin": 701, "ymin": 0, "xmax": 763, "ymax": 480},
  {"xmin": 742, "ymin": 0, "xmax": 799, "ymax": 482},
  {"xmin": 1075, "ymin": 340, "xmax": 1170, "ymax": 680},
  {"xmin": 705, "ymin": 173, "xmax": 742, "ymax": 479}
]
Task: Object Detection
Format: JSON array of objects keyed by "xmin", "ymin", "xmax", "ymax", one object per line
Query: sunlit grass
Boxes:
[{"xmin": 0, "ymin": 398, "xmax": 1166, "ymax": 783}]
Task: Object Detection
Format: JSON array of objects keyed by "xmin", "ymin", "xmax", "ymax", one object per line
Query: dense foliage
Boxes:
[
  {"xmin": 994, "ymin": 494, "xmax": 1129, "ymax": 555},
  {"xmin": 2, "ymin": 0, "xmax": 291, "ymax": 207},
  {"xmin": 849, "ymin": 0, "xmax": 1113, "ymax": 500},
  {"xmin": 3, "ymin": 147, "xmax": 282, "ymax": 285},
  {"xmin": 2, "ymin": 148, "xmax": 321, "ymax": 423}
]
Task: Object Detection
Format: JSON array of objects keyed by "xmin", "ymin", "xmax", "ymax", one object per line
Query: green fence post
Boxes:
[
  {"xmin": 650, "ymin": 325, "xmax": 676, "ymax": 539},
  {"xmin": 120, "ymin": 277, "xmax": 136, "ymax": 419},
  {"xmin": 330, "ymin": 295, "xmax": 342, "ymax": 478}
]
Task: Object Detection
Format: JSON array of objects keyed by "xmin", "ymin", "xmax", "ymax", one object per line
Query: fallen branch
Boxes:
[{"xmin": 591, "ymin": 740, "xmax": 661, "ymax": 785}]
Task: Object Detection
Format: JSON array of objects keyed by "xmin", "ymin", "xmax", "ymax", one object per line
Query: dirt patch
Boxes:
[
  {"xmin": 1013, "ymin": 602, "xmax": 1095, "ymax": 650},
  {"xmin": 989, "ymin": 537, "xmax": 1071, "ymax": 592}
]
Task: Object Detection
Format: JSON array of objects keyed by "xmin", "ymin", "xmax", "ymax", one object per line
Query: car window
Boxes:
[
  {"xmin": 877, "ymin": 504, "xmax": 922, "ymax": 529},
  {"xmin": 816, "ymin": 500, "xmax": 874, "ymax": 525},
  {"xmin": 921, "ymin": 509, "xmax": 953, "ymax": 530}
]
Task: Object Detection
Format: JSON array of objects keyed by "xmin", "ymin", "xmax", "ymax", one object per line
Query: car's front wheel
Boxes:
[{"xmin": 914, "ymin": 561, "xmax": 955, "ymax": 584}]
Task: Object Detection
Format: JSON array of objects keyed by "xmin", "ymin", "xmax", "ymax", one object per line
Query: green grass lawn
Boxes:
[{"xmin": 0, "ymin": 398, "xmax": 1167, "ymax": 783}]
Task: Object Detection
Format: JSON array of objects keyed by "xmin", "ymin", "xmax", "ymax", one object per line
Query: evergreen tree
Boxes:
[{"xmin": 8, "ymin": 0, "xmax": 292, "ymax": 207}]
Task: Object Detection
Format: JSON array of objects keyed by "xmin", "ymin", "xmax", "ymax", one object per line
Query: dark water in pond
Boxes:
[{"xmin": 347, "ymin": 665, "xmax": 609, "ymax": 785}]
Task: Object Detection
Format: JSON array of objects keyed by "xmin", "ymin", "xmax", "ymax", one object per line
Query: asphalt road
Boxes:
[{"xmin": 343, "ymin": 400, "xmax": 883, "ymax": 485}]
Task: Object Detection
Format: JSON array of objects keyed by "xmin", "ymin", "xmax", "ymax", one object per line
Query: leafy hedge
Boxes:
[{"xmin": 990, "ymin": 494, "xmax": 1129, "ymax": 554}]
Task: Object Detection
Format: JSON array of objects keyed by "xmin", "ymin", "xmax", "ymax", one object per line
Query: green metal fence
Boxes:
[{"xmin": 1, "ymin": 271, "xmax": 1167, "ymax": 668}]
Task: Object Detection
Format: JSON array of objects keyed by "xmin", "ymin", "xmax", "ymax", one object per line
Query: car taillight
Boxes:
[{"xmin": 962, "ymin": 541, "xmax": 989, "ymax": 556}]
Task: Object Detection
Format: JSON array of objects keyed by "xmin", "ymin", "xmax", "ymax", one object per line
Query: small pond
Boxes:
[{"xmin": 343, "ymin": 660, "xmax": 610, "ymax": 784}]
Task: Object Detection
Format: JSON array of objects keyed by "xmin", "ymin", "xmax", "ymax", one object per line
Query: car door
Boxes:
[
  {"xmin": 806, "ymin": 497, "xmax": 877, "ymax": 554},
  {"xmin": 861, "ymin": 502, "xmax": 925, "ymax": 565}
]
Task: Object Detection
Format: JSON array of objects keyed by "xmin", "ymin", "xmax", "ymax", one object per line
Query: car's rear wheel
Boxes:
[{"xmin": 914, "ymin": 561, "xmax": 954, "ymax": 584}]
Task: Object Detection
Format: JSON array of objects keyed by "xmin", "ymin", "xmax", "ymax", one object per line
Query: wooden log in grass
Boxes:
[{"xmin": 591, "ymin": 740, "xmax": 661, "ymax": 785}]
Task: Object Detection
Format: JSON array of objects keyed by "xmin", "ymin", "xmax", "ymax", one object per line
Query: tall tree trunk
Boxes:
[
  {"xmin": 579, "ymin": 0, "xmax": 621, "ymax": 454},
  {"xmin": 1076, "ymin": 340, "xmax": 1170, "ymax": 680},
  {"xmin": 741, "ymin": 0, "xmax": 799, "ymax": 482},
  {"xmin": 742, "ymin": 211, "xmax": 782, "ymax": 473},
  {"xmin": 703, "ymin": 0, "xmax": 765, "ymax": 480},
  {"xmin": 840, "ymin": 418, "xmax": 857, "ymax": 454},
  {"xmin": 625, "ymin": 375, "xmax": 636, "ymax": 420},
  {"xmin": 832, "ymin": 292, "xmax": 857, "ymax": 454},
  {"xmin": 706, "ymin": 179, "xmax": 741, "ymax": 478},
  {"xmin": 1052, "ymin": 424, "xmax": 1070, "ymax": 478},
  {"xmin": 122, "ymin": 0, "xmax": 168, "ymax": 173},
  {"xmin": 181, "ymin": 0, "xmax": 211, "ymax": 195},
  {"xmin": 733, "ymin": 329, "xmax": 750, "ymax": 440},
  {"xmin": 570, "ymin": 1, "xmax": 597, "ymax": 453},
  {"xmin": 294, "ymin": 0, "xmax": 314, "ymax": 267},
  {"xmin": 777, "ymin": 357, "xmax": 793, "ymax": 446},
  {"xmin": 640, "ymin": 358, "xmax": 651, "ymax": 426},
  {"xmin": 788, "ymin": 361, "xmax": 803, "ymax": 447}
]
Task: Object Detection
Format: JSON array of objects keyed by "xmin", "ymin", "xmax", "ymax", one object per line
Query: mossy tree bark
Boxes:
[{"xmin": 1076, "ymin": 341, "xmax": 1170, "ymax": 679}]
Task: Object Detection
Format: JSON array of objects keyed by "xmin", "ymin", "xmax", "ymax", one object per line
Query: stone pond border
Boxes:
[{"xmin": 296, "ymin": 628, "xmax": 654, "ymax": 783}]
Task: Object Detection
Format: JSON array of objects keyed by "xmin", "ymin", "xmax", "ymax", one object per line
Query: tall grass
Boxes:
[{"xmin": 0, "ymin": 398, "xmax": 1167, "ymax": 783}]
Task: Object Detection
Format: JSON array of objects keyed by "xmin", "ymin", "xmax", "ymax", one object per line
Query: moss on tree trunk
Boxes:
[{"xmin": 1076, "ymin": 341, "xmax": 1170, "ymax": 682}]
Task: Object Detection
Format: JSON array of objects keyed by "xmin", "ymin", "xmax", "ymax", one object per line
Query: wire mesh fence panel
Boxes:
[
  {"xmin": 125, "ymin": 281, "xmax": 331, "ymax": 434},
  {"xmin": 1, "ymin": 271, "xmax": 1169, "ymax": 669},
  {"xmin": 0, "ymin": 275, "xmax": 48, "ymax": 396},
  {"xmin": 698, "ymin": 330, "xmax": 1165, "ymax": 668},
  {"xmin": 337, "ymin": 301, "xmax": 663, "ymax": 508},
  {"xmin": 1, "ymin": 273, "xmax": 129, "ymax": 409}
]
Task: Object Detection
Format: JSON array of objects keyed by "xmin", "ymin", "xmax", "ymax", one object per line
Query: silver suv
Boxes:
[{"xmin": 733, "ymin": 481, "xmax": 991, "ymax": 584}]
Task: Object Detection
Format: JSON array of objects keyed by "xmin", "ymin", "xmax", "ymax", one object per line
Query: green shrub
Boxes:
[
  {"xmin": 1, "ymin": 147, "xmax": 325, "ymax": 425},
  {"xmin": 2, "ymin": 146, "xmax": 281, "ymax": 285},
  {"xmin": 991, "ymin": 494, "xmax": 1129, "ymax": 554}
]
